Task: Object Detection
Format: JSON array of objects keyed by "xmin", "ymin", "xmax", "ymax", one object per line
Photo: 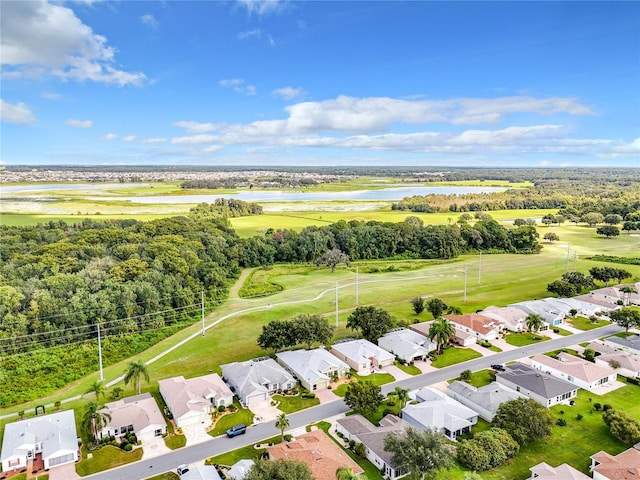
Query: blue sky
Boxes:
[{"xmin": 1, "ymin": 0, "xmax": 639, "ymax": 167}]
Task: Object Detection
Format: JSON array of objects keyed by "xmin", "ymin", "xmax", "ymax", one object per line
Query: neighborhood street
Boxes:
[{"xmin": 84, "ymin": 323, "xmax": 623, "ymax": 480}]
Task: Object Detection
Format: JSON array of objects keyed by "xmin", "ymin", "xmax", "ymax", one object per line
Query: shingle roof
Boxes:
[
  {"xmin": 330, "ymin": 339, "xmax": 395, "ymax": 365},
  {"xmin": 606, "ymin": 335, "xmax": 640, "ymax": 352},
  {"xmin": 447, "ymin": 381, "xmax": 522, "ymax": 418},
  {"xmin": 221, "ymin": 358, "xmax": 295, "ymax": 401},
  {"xmin": 377, "ymin": 328, "xmax": 433, "ymax": 359},
  {"xmin": 267, "ymin": 430, "xmax": 363, "ymax": 479},
  {"xmin": 158, "ymin": 374, "xmax": 233, "ymax": 420},
  {"xmin": 597, "ymin": 351, "xmax": 640, "ymax": 373},
  {"xmin": 227, "ymin": 459, "xmax": 254, "ymax": 480},
  {"xmin": 276, "ymin": 348, "xmax": 349, "ymax": 385},
  {"xmin": 480, "ymin": 306, "xmax": 527, "ymax": 329},
  {"xmin": 531, "ymin": 353, "xmax": 615, "ymax": 383},
  {"xmin": 591, "ymin": 446, "xmax": 640, "ymax": 480},
  {"xmin": 443, "ymin": 313, "xmax": 501, "ymax": 335},
  {"xmin": 496, "ymin": 363, "xmax": 576, "ymax": 399},
  {"xmin": 404, "ymin": 387, "xmax": 477, "ymax": 433},
  {"xmin": 587, "ymin": 341, "xmax": 617, "ymax": 355},
  {"xmin": 528, "ymin": 462, "xmax": 590, "ymax": 480},
  {"xmin": 104, "ymin": 393, "xmax": 164, "ymax": 433}
]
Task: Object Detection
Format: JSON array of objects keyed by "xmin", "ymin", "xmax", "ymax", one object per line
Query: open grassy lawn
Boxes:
[
  {"xmin": 450, "ymin": 369, "xmax": 495, "ymax": 387},
  {"xmin": 272, "ymin": 394, "xmax": 320, "ymax": 414},
  {"xmin": 164, "ymin": 433, "xmax": 186, "ymax": 450},
  {"xmin": 333, "ymin": 372, "xmax": 395, "ymax": 397},
  {"xmin": 208, "ymin": 400, "xmax": 254, "ymax": 437},
  {"xmin": 431, "ymin": 347, "xmax": 483, "ymax": 368},
  {"xmin": 144, "ymin": 473, "xmax": 179, "ymax": 480},
  {"xmin": 545, "ymin": 348, "xmax": 580, "ymax": 358},
  {"xmin": 394, "ymin": 361, "xmax": 422, "ymax": 375},
  {"xmin": 552, "ymin": 326, "xmax": 573, "ymax": 336},
  {"xmin": 76, "ymin": 445, "xmax": 143, "ymax": 476},
  {"xmin": 446, "ymin": 384, "xmax": 640, "ymax": 479},
  {"xmin": 505, "ymin": 332, "xmax": 551, "ymax": 347},
  {"xmin": 567, "ymin": 316, "xmax": 610, "ymax": 330}
]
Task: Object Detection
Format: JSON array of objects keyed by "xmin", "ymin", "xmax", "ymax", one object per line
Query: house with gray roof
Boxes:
[
  {"xmin": 479, "ymin": 306, "xmax": 527, "ymax": 332},
  {"xmin": 276, "ymin": 348, "xmax": 349, "ymax": 391},
  {"xmin": 221, "ymin": 357, "xmax": 295, "ymax": 407},
  {"xmin": 495, "ymin": 363, "xmax": 577, "ymax": 407},
  {"xmin": 595, "ymin": 351, "xmax": 640, "ymax": 379},
  {"xmin": 226, "ymin": 459, "xmax": 254, "ymax": 480},
  {"xmin": 335, "ymin": 414, "xmax": 410, "ymax": 480},
  {"xmin": 179, "ymin": 465, "xmax": 222, "ymax": 480},
  {"xmin": 543, "ymin": 297, "xmax": 606, "ymax": 318},
  {"xmin": 402, "ymin": 387, "xmax": 477, "ymax": 440},
  {"xmin": 159, "ymin": 374, "xmax": 234, "ymax": 429},
  {"xmin": 377, "ymin": 328, "xmax": 435, "ymax": 363},
  {"xmin": 99, "ymin": 393, "xmax": 166, "ymax": 441},
  {"xmin": 509, "ymin": 299, "xmax": 562, "ymax": 327},
  {"xmin": 603, "ymin": 334, "xmax": 640, "ymax": 356},
  {"xmin": 446, "ymin": 381, "xmax": 523, "ymax": 421},
  {"xmin": 531, "ymin": 352, "xmax": 617, "ymax": 392},
  {"xmin": 1, "ymin": 410, "xmax": 78, "ymax": 472},
  {"xmin": 330, "ymin": 339, "xmax": 395, "ymax": 376}
]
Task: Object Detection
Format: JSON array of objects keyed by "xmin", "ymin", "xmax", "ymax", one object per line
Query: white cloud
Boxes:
[
  {"xmin": 1, "ymin": 0, "xmax": 146, "ymax": 86},
  {"xmin": 65, "ymin": 118, "xmax": 93, "ymax": 128},
  {"xmin": 238, "ymin": 29, "xmax": 262, "ymax": 40},
  {"xmin": 202, "ymin": 145, "xmax": 223, "ymax": 153},
  {"xmin": 41, "ymin": 92, "xmax": 62, "ymax": 100},
  {"xmin": 171, "ymin": 134, "xmax": 219, "ymax": 145},
  {"xmin": 219, "ymin": 78, "xmax": 257, "ymax": 96},
  {"xmin": 141, "ymin": 137, "xmax": 167, "ymax": 143},
  {"xmin": 173, "ymin": 120, "xmax": 217, "ymax": 133},
  {"xmin": 236, "ymin": 0, "xmax": 287, "ymax": 16},
  {"xmin": 0, "ymin": 99, "xmax": 36, "ymax": 124},
  {"xmin": 140, "ymin": 14, "xmax": 159, "ymax": 29},
  {"xmin": 122, "ymin": 135, "xmax": 136, "ymax": 142},
  {"xmin": 100, "ymin": 133, "xmax": 117, "ymax": 140},
  {"xmin": 272, "ymin": 86, "xmax": 304, "ymax": 101}
]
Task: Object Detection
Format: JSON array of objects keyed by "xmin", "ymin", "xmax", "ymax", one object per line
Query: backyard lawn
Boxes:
[
  {"xmin": 76, "ymin": 445, "xmax": 143, "ymax": 476},
  {"xmin": 208, "ymin": 400, "xmax": 254, "ymax": 437},
  {"xmin": 431, "ymin": 347, "xmax": 482, "ymax": 368},
  {"xmin": 505, "ymin": 332, "xmax": 551, "ymax": 347},
  {"xmin": 272, "ymin": 393, "xmax": 320, "ymax": 413}
]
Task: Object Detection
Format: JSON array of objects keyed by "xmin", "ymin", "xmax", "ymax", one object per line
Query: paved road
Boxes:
[{"xmin": 83, "ymin": 324, "xmax": 622, "ymax": 480}]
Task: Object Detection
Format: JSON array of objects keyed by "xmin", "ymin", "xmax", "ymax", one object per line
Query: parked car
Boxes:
[
  {"xmin": 226, "ymin": 424, "xmax": 247, "ymax": 438},
  {"xmin": 491, "ymin": 364, "xmax": 506, "ymax": 371},
  {"xmin": 177, "ymin": 464, "xmax": 189, "ymax": 475}
]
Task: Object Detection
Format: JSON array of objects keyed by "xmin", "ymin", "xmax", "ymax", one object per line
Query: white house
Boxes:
[
  {"xmin": 1, "ymin": 410, "xmax": 78, "ymax": 472},
  {"xmin": 377, "ymin": 328, "xmax": 435, "ymax": 363},
  {"xmin": 402, "ymin": 387, "xmax": 477, "ymax": 440},
  {"xmin": 226, "ymin": 459, "xmax": 255, "ymax": 480},
  {"xmin": 446, "ymin": 381, "xmax": 523, "ymax": 421},
  {"xmin": 509, "ymin": 299, "xmax": 563, "ymax": 327},
  {"xmin": 179, "ymin": 465, "xmax": 222, "ymax": 480},
  {"xmin": 159, "ymin": 374, "xmax": 234, "ymax": 428},
  {"xmin": 330, "ymin": 339, "xmax": 395, "ymax": 376},
  {"xmin": 336, "ymin": 414, "xmax": 410, "ymax": 480},
  {"xmin": 479, "ymin": 306, "xmax": 528, "ymax": 332},
  {"xmin": 443, "ymin": 314, "xmax": 502, "ymax": 341},
  {"xmin": 276, "ymin": 348, "xmax": 349, "ymax": 391},
  {"xmin": 495, "ymin": 363, "xmax": 577, "ymax": 407},
  {"xmin": 531, "ymin": 353, "xmax": 617, "ymax": 392},
  {"xmin": 221, "ymin": 357, "xmax": 296, "ymax": 407},
  {"xmin": 100, "ymin": 393, "xmax": 166, "ymax": 441},
  {"xmin": 595, "ymin": 351, "xmax": 640, "ymax": 379}
]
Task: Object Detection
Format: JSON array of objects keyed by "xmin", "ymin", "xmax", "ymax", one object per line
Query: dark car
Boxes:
[
  {"xmin": 226, "ymin": 424, "xmax": 247, "ymax": 438},
  {"xmin": 491, "ymin": 364, "xmax": 506, "ymax": 371}
]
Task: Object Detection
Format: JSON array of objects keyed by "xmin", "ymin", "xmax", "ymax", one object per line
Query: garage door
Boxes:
[
  {"xmin": 47, "ymin": 453, "xmax": 75, "ymax": 467},
  {"xmin": 246, "ymin": 392, "xmax": 268, "ymax": 406}
]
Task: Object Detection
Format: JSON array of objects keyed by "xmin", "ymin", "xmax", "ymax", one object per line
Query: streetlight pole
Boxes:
[
  {"xmin": 201, "ymin": 291, "xmax": 205, "ymax": 336},
  {"xmin": 97, "ymin": 322, "xmax": 104, "ymax": 382},
  {"xmin": 566, "ymin": 243, "xmax": 570, "ymax": 273}
]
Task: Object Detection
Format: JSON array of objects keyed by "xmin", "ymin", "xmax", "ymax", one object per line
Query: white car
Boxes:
[{"xmin": 177, "ymin": 464, "xmax": 190, "ymax": 476}]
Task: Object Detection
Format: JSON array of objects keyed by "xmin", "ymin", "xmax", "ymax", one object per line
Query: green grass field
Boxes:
[
  {"xmin": 567, "ymin": 316, "xmax": 611, "ymax": 330},
  {"xmin": 431, "ymin": 347, "xmax": 483, "ymax": 368},
  {"xmin": 208, "ymin": 400, "xmax": 254, "ymax": 437},
  {"xmin": 76, "ymin": 445, "xmax": 144, "ymax": 476},
  {"xmin": 505, "ymin": 332, "xmax": 551, "ymax": 347},
  {"xmin": 272, "ymin": 394, "xmax": 320, "ymax": 413}
]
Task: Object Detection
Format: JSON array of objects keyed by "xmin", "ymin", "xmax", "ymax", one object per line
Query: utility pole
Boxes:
[
  {"xmin": 566, "ymin": 243, "xmax": 570, "ymax": 273},
  {"xmin": 335, "ymin": 281, "xmax": 339, "ymax": 327},
  {"xmin": 97, "ymin": 322, "xmax": 104, "ymax": 382},
  {"xmin": 355, "ymin": 266, "xmax": 359, "ymax": 306},
  {"xmin": 463, "ymin": 267, "xmax": 468, "ymax": 302},
  {"xmin": 478, "ymin": 253, "xmax": 482, "ymax": 286},
  {"xmin": 573, "ymin": 251, "xmax": 577, "ymax": 272},
  {"xmin": 201, "ymin": 291, "xmax": 205, "ymax": 336}
]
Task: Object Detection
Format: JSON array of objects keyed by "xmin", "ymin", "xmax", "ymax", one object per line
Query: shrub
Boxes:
[
  {"xmin": 594, "ymin": 403, "xmax": 602, "ymax": 411},
  {"xmin": 354, "ymin": 442, "xmax": 366, "ymax": 458},
  {"xmin": 284, "ymin": 434, "xmax": 292, "ymax": 442},
  {"xmin": 123, "ymin": 443, "xmax": 133, "ymax": 452},
  {"xmin": 553, "ymin": 328, "xmax": 560, "ymax": 333},
  {"xmin": 349, "ymin": 439, "xmax": 355, "ymax": 449},
  {"xmin": 627, "ymin": 377, "xmax": 640, "ymax": 385},
  {"xmin": 559, "ymin": 410, "xmax": 564, "ymax": 415},
  {"xmin": 228, "ymin": 405, "xmax": 237, "ymax": 412},
  {"xmin": 576, "ymin": 414, "xmax": 583, "ymax": 421},
  {"xmin": 556, "ymin": 419, "xmax": 567, "ymax": 426},
  {"xmin": 387, "ymin": 401, "xmax": 396, "ymax": 407},
  {"xmin": 602, "ymin": 404, "xmax": 613, "ymax": 411},
  {"xmin": 218, "ymin": 405, "xmax": 226, "ymax": 412}
]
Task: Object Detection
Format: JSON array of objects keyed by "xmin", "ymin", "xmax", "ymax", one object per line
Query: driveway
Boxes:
[
  {"xmin": 315, "ymin": 388, "xmax": 340, "ymax": 404},
  {"xmin": 249, "ymin": 399, "xmax": 282, "ymax": 423},
  {"xmin": 382, "ymin": 364, "xmax": 411, "ymax": 381},
  {"xmin": 49, "ymin": 462, "xmax": 80, "ymax": 480},
  {"xmin": 142, "ymin": 436, "xmax": 172, "ymax": 460},
  {"xmin": 181, "ymin": 423, "xmax": 212, "ymax": 445}
]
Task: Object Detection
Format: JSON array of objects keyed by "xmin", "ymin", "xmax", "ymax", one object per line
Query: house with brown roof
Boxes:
[
  {"xmin": 595, "ymin": 351, "xmax": 640, "ymax": 379},
  {"xmin": 528, "ymin": 462, "xmax": 590, "ymax": 479},
  {"xmin": 411, "ymin": 320, "xmax": 477, "ymax": 348},
  {"xmin": 158, "ymin": 374, "xmax": 234, "ymax": 428},
  {"xmin": 444, "ymin": 313, "xmax": 502, "ymax": 342},
  {"xmin": 531, "ymin": 352, "xmax": 617, "ymax": 392},
  {"xmin": 99, "ymin": 393, "xmax": 166, "ymax": 441},
  {"xmin": 591, "ymin": 445, "xmax": 640, "ymax": 480},
  {"xmin": 267, "ymin": 430, "xmax": 363, "ymax": 480}
]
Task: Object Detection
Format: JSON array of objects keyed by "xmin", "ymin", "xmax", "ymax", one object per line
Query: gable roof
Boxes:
[
  {"xmin": 1, "ymin": 410, "xmax": 77, "ymax": 462},
  {"xmin": 480, "ymin": 306, "xmax": 527, "ymax": 328},
  {"xmin": 405, "ymin": 387, "xmax": 477, "ymax": 433},
  {"xmin": 104, "ymin": 393, "xmax": 164, "ymax": 432},
  {"xmin": 276, "ymin": 348, "xmax": 349, "ymax": 384},
  {"xmin": 221, "ymin": 358, "xmax": 295, "ymax": 400},
  {"xmin": 496, "ymin": 363, "xmax": 576, "ymax": 399},
  {"xmin": 180, "ymin": 465, "xmax": 222, "ymax": 480},
  {"xmin": 529, "ymin": 462, "xmax": 590, "ymax": 480},
  {"xmin": 587, "ymin": 341, "xmax": 617, "ymax": 355},
  {"xmin": 597, "ymin": 351, "xmax": 640, "ymax": 372},
  {"xmin": 591, "ymin": 446, "xmax": 640, "ymax": 480},
  {"xmin": 158, "ymin": 374, "xmax": 233, "ymax": 420},
  {"xmin": 227, "ymin": 459, "xmax": 254, "ymax": 480},
  {"xmin": 331, "ymin": 339, "xmax": 395, "ymax": 365},
  {"xmin": 443, "ymin": 313, "xmax": 501, "ymax": 335},
  {"xmin": 509, "ymin": 299, "xmax": 564, "ymax": 323},
  {"xmin": 378, "ymin": 328, "xmax": 433, "ymax": 358},
  {"xmin": 447, "ymin": 381, "xmax": 522, "ymax": 416},
  {"xmin": 532, "ymin": 353, "xmax": 615, "ymax": 383},
  {"xmin": 267, "ymin": 430, "xmax": 363, "ymax": 479},
  {"xmin": 336, "ymin": 414, "xmax": 410, "ymax": 467}
]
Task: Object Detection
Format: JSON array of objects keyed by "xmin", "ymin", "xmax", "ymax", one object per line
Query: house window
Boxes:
[
  {"xmin": 120, "ymin": 426, "xmax": 128, "ymax": 435},
  {"xmin": 155, "ymin": 429, "xmax": 163, "ymax": 437},
  {"xmin": 8, "ymin": 458, "xmax": 21, "ymax": 467}
]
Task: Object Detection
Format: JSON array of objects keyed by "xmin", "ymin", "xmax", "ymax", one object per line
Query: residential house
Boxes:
[
  {"xmin": 446, "ymin": 381, "xmax": 523, "ymax": 421},
  {"xmin": 580, "ymin": 284, "xmax": 640, "ymax": 309},
  {"xmin": 603, "ymin": 335, "xmax": 640, "ymax": 356},
  {"xmin": 276, "ymin": 348, "xmax": 349, "ymax": 391},
  {"xmin": 336, "ymin": 414, "xmax": 410, "ymax": 480},
  {"xmin": 1, "ymin": 410, "xmax": 78, "ymax": 472},
  {"xmin": 495, "ymin": 363, "xmax": 578, "ymax": 407},
  {"xmin": 410, "ymin": 321, "xmax": 477, "ymax": 347},
  {"xmin": 330, "ymin": 339, "xmax": 395, "ymax": 376},
  {"xmin": 221, "ymin": 357, "xmax": 295, "ymax": 407},
  {"xmin": 591, "ymin": 445, "xmax": 640, "ymax": 480},
  {"xmin": 586, "ymin": 341, "xmax": 617, "ymax": 356},
  {"xmin": 543, "ymin": 297, "xmax": 607, "ymax": 318},
  {"xmin": 595, "ymin": 351, "xmax": 640, "ymax": 379},
  {"xmin": 480, "ymin": 306, "xmax": 528, "ymax": 332},
  {"xmin": 100, "ymin": 393, "xmax": 166, "ymax": 441},
  {"xmin": 528, "ymin": 462, "xmax": 590, "ymax": 480},
  {"xmin": 402, "ymin": 387, "xmax": 477, "ymax": 440},
  {"xmin": 159, "ymin": 374, "xmax": 234, "ymax": 429},
  {"xmin": 509, "ymin": 299, "xmax": 563, "ymax": 327},
  {"xmin": 377, "ymin": 328, "xmax": 435, "ymax": 363},
  {"xmin": 444, "ymin": 313, "xmax": 503, "ymax": 341},
  {"xmin": 531, "ymin": 352, "xmax": 617, "ymax": 392},
  {"xmin": 226, "ymin": 459, "xmax": 254, "ymax": 480},
  {"xmin": 267, "ymin": 430, "xmax": 363, "ymax": 479},
  {"xmin": 179, "ymin": 465, "xmax": 222, "ymax": 480},
  {"xmin": 573, "ymin": 293, "xmax": 619, "ymax": 313}
]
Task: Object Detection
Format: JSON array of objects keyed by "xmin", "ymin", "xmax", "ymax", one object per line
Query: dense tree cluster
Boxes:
[
  {"xmin": 189, "ymin": 199, "xmax": 263, "ymax": 218},
  {"xmin": 589, "ymin": 267, "xmax": 632, "ymax": 286},
  {"xmin": 492, "ymin": 398, "xmax": 553, "ymax": 446},
  {"xmin": 383, "ymin": 427, "xmax": 454, "ymax": 480},
  {"xmin": 457, "ymin": 428, "xmax": 519, "ymax": 471},
  {"xmin": 602, "ymin": 409, "xmax": 640, "ymax": 444},
  {"xmin": 257, "ymin": 314, "xmax": 335, "ymax": 351},
  {"xmin": 344, "ymin": 381, "xmax": 384, "ymax": 418},
  {"xmin": 346, "ymin": 306, "xmax": 394, "ymax": 343}
]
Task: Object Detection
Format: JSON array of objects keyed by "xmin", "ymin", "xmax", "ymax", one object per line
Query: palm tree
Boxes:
[
  {"xmin": 446, "ymin": 305, "xmax": 462, "ymax": 315},
  {"xmin": 525, "ymin": 313, "xmax": 544, "ymax": 334},
  {"xmin": 336, "ymin": 467, "xmax": 366, "ymax": 480},
  {"xmin": 428, "ymin": 317, "xmax": 455, "ymax": 354},
  {"xmin": 275, "ymin": 413, "xmax": 289, "ymax": 442},
  {"xmin": 123, "ymin": 360, "xmax": 149, "ymax": 395},
  {"xmin": 84, "ymin": 380, "xmax": 106, "ymax": 400},
  {"xmin": 620, "ymin": 286, "xmax": 637, "ymax": 307},
  {"xmin": 393, "ymin": 387, "xmax": 410, "ymax": 410},
  {"xmin": 82, "ymin": 401, "xmax": 111, "ymax": 441}
]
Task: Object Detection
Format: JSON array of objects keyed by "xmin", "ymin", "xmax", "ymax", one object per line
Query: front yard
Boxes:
[
  {"xmin": 272, "ymin": 393, "xmax": 320, "ymax": 413},
  {"xmin": 394, "ymin": 360, "xmax": 422, "ymax": 375},
  {"xmin": 76, "ymin": 445, "xmax": 143, "ymax": 476},
  {"xmin": 504, "ymin": 332, "xmax": 551, "ymax": 347},
  {"xmin": 431, "ymin": 347, "xmax": 482, "ymax": 368},
  {"xmin": 208, "ymin": 399, "xmax": 254, "ymax": 437},
  {"xmin": 567, "ymin": 316, "xmax": 610, "ymax": 330},
  {"xmin": 333, "ymin": 371, "xmax": 395, "ymax": 397}
]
